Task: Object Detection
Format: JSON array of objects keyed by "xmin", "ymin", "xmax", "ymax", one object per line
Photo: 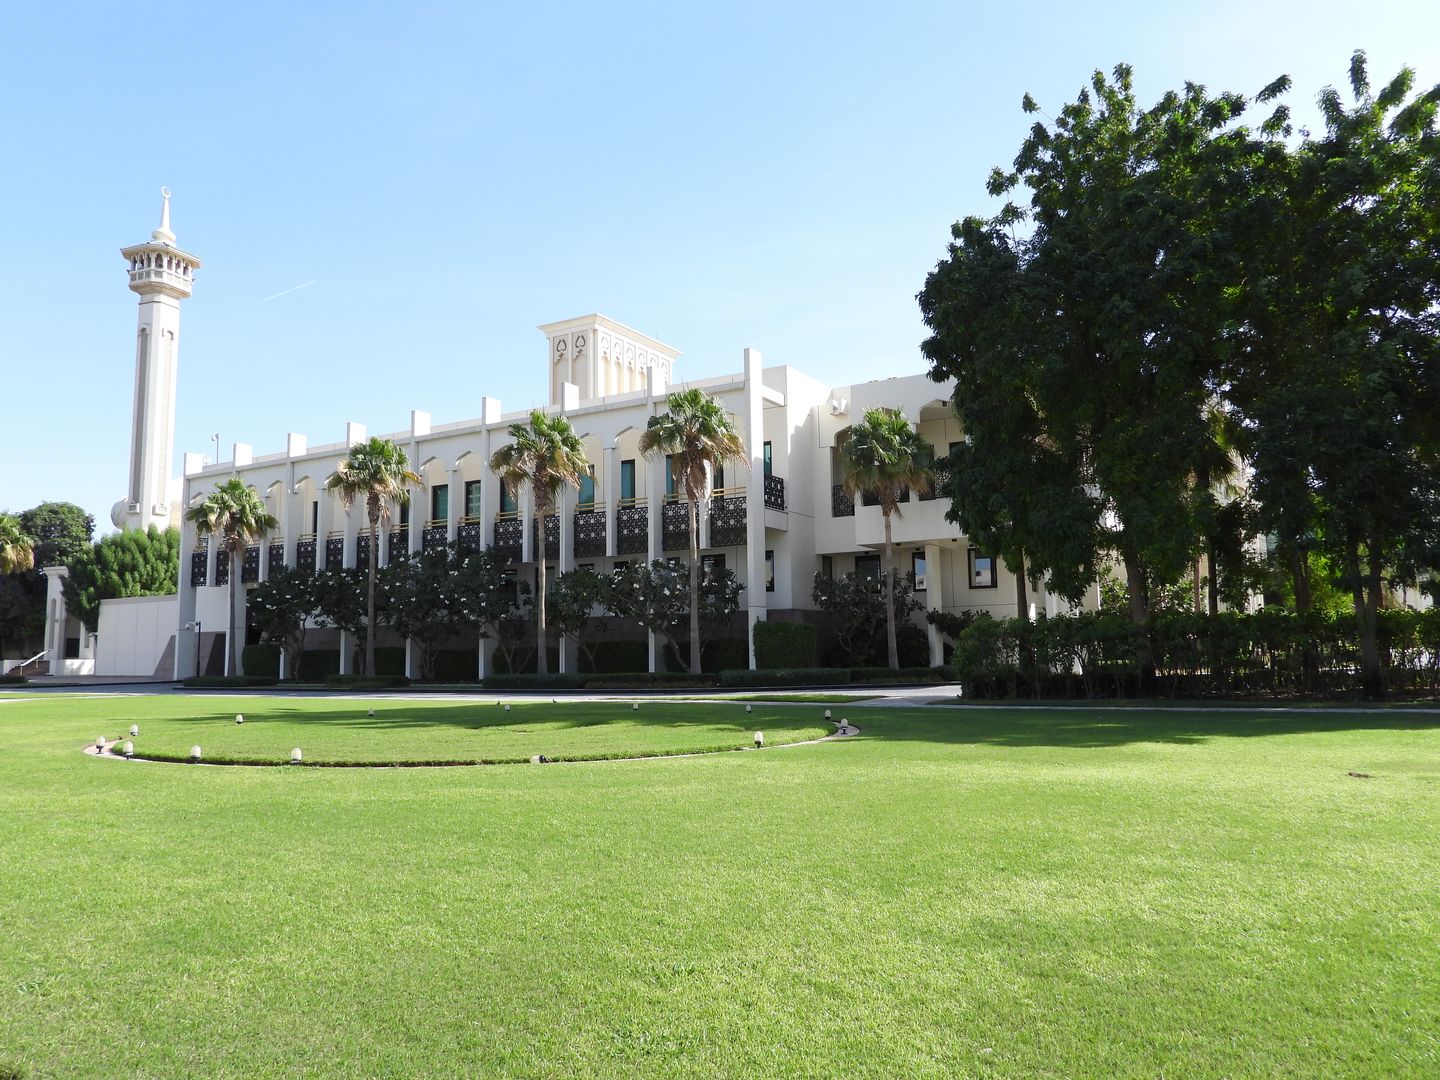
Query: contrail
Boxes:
[{"xmin": 257, "ymin": 280, "xmax": 317, "ymax": 304}]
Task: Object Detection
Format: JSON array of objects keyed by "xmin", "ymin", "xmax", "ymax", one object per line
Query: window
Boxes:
[
  {"xmin": 431, "ymin": 484, "xmax": 448, "ymax": 522},
  {"xmin": 578, "ymin": 466, "xmax": 595, "ymax": 508},
  {"xmin": 500, "ymin": 483, "xmax": 517, "ymax": 515},
  {"xmin": 578, "ymin": 563, "xmax": 594, "ymax": 572},
  {"xmin": 713, "ymin": 462, "xmax": 725, "ymax": 492},
  {"xmin": 821, "ymin": 555, "xmax": 833, "ymax": 580},
  {"xmin": 399, "ymin": 501, "xmax": 409, "ymax": 527},
  {"xmin": 665, "ymin": 454, "xmax": 677, "ymax": 498},
  {"xmin": 311, "ymin": 500, "xmax": 319, "ymax": 535},
  {"xmin": 969, "ymin": 549, "xmax": 997, "ymax": 589},
  {"xmin": 702, "ymin": 553, "xmax": 726, "ymax": 578},
  {"xmin": 763, "ymin": 441, "xmax": 772, "ymax": 479},
  {"xmin": 855, "ymin": 554, "xmax": 881, "ymax": 580},
  {"xmin": 611, "ymin": 560, "xmax": 629, "ymax": 576},
  {"xmin": 765, "ymin": 549, "xmax": 775, "ymax": 592},
  {"xmin": 620, "ymin": 459, "xmax": 636, "ymax": 502},
  {"xmin": 912, "ymin": 551, "xmax": 927, "ymax": 591},
  {"xmin": 464, "ymin": 480, "xmax": 483, "ymax": 519}
]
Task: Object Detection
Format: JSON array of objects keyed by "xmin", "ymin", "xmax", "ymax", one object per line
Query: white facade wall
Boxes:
[{"xmin": 96, "ymin": 594, "xmax": 179, "ymax": 678}]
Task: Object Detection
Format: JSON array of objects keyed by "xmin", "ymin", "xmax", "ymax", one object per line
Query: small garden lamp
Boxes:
[
  {"xmin": 291, "ymin": 748, "xmax": 303, "ymax": 764},
  {"xmin": 754, "ymin": 731, "xmax": 764, "ymax": 748},
  {"xmin": 190, "ymin": 745, "xmax": 202, "ymax": 762}
]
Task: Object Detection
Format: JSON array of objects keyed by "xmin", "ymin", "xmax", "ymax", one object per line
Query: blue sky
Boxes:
[{"xmin": 4, "ymin": 1, "xmax": 1437, "ymax": 534}]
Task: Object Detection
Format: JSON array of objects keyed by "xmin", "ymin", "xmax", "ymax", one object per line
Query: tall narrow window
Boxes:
[
  {"xmin": 620, "ymin": 459, "xmax": 636, "ymax": 502},
  {"xmin": 763, "ymin": 441, "xmax": 773, "ymax": 479},
  {"xmin": 578, "ymin": 466, "xmax": 595, "ymax": 508},
  {"xmin": 431, "ymin": 484, "xmax": 448, "ymax": 523},
  {"xmin": 500, "ymin": 484, "xmax": 517, "ymax": 515},
  {"xmin": 310, "ymin": 500, "xmax": 319, "ymax": 536},
  {"xmin": 713, "ymin": 462, "xmax": 725, "ymax": 492},
  {"xmin": 464, "ymin": 480, "xmax": 483, "ymax": 518},
  {"xmin": 665, "ymin": 454, "xmax": 677, "ymax": 498},
  {"xmin": 912, "ymin": 550, "xmax": 927, "ymax": 591},
  {"xmin": 765, "ymin": 549, "xmax": 775, "ymax": 592},
  {"xmin": 821, "ymin": 555, "xmax": 833, "ymax": 580},
  {"xmin": 399, "ymin": 501, "xmax": 409, "ymax": 527},
  {"xmin": 702, "ymin": 553, "xmax": 726, "ymax": 577},
  {"xmin": 855, "ymin": 554, "xmax": 881, "ymax": 580},
  {"xmin": 968, "ymin": 549, "xmax": 997, "ymax": 589}
]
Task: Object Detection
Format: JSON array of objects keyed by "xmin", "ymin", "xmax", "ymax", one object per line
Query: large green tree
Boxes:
[
  {"xmin": 325, "ymin": 437, "xmax": 421, "ymax": 677},
  {"xmin": 638, "ymin": 389, "xmax": 747, "ymax": 674},
  {"xmin": 836, "ymin": 408, "xmax": 932, "ymax": 669},
  {"xmin": 0, "ymin": 513, "xmax": 35, "ymax": 575},
  {"xmin": 62, "ymin": 525, "xmax": 181, "ymax": 632},
  {"xmin": 185, "ymin": 479, "xmax": 278, "ymax": 677},
  {"xmin": 18, "ymin": 502, "xmax": 93, "ymax": 569},
  {"xmin": 489, "ymin": 410, "xmax": 589, "ymax": 675}
]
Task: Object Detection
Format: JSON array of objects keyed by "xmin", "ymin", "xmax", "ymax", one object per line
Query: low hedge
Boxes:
[
  {"xmin": 182, "ymin": 675, "xmax": 280, "ymax": 688},
  {"xmin": 323, "ymin": 674, "xmax": 411, "ymax": 690},
  {"xmin": 850, "ymin": 665, "xmax": 952, "ymax": 684},
  {"xmin": 753, "ymin": 621, "xmax": 817, "ymax": 669},
  {"xmin": 241, "ymin": 642, "xmax": 281, "ymax": 679},
  {"xmin": 482, "ymin": 673, "xmax": 589, "ymax": 691},
  {"xmin": 584, "ymin": 672, "xmax": 718, "ymax": 689},
  {"xmin": 0, "ymin": 673, "xmax": 27, "ymax": 685},
  {"xmin": 717, "ymin": 668, "xmax": 851, "ymax": 688},
  {"xmin": 298, "ymin": 649, "xmax": 341, "ymax": 680},
  {"xmin": 431, "ymin": 649, "xmax": 479, "ymax": 682}
]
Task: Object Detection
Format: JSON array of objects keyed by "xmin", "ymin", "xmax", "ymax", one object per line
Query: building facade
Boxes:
[{"xmin": 174, "ymin": 313, "xmax": 1071, "ymax": 677}]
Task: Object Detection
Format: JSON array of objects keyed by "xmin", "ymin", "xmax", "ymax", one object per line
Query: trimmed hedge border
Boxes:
[{"xmin": 0, "ymin": 674, "xmax": 28, "ymax": 685}]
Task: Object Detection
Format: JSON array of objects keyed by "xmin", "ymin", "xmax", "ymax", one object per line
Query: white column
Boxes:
[
  {"xmin": 446, "ymin": 465, "xmax": 462, "ymax": 543},
  {"xmin": 743, "ymin": 348, "xmax": 766, "ymax": 670},
  {"xmin": 604, "ymin": 441, "xmax": 620, "ymax": 557},
  {"xmin": 926, "ymin": 542, "xmax": 945, "ymax": 667}
]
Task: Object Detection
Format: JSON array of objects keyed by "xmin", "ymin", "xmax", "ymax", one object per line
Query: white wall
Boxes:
[{"xmin": 96, "ymin": 594, "xmax": 180, "ymax": 677}]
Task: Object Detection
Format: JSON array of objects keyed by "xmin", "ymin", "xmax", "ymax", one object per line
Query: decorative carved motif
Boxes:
[
  {"xmin": 325, "ymin": 536, "xmax": 345, "ymax": 569},
  {"xmin": 709, "ymin": 495, "xmax": 747, "ymax": 547},
  {"xmin": 616, "ymin": 504, "xmax": 648, "ymax": 555},
  {"xmin": 296, "ymin": 539, "xmax": 317, "ymax": 576},
  {"xmin": 457, "ymin": 522, "xmax": 484, "ymax": 553},
  {"xmin": 919, "ymin": 459, "xmax": 951, "ymax": 501},
  {"xmin": 241, "ymin": 545, "xmax": 260, "ymax": 584},
  {"xmin": 763, "ymin": 474, "xmax": 786, "ymax": 512},
  {"xmin": 268, "ymin": 543, "xmax": 285, "ymax": 573},
  {"xmin": 387, "ymin": 527, "xmax": 408, "ymax": 564},
  {"xmin": 531, "ymin": 514, "xmax": 559, "ymax": 560},
  {"xmin": 215, "ymin": 551, "xmax": 230, "ymax": 586},
  {"xmin": 190, "ymin": 548, "xmax": 207, "ymax": 587},
  {"xmin": 356, "ymin": 533, "xmax": 372, "ymax": 572},
  {"xmin": 493, "ymin": 517, "xmax": 523, "ymax": 564},
  {"xmin": 422, "ymin": 525, "xmax": 447, "ymax": 551},
  {"xmin": 831, "ymin": 485, "xmax": 855, "ymax": 518},
  {"xmin": 662, "ymin": 501, "xmax": 690, "ymax": 552},
  {"xmin": 574, "ymin": 510, "xmax": 606, "ymax": 558}
]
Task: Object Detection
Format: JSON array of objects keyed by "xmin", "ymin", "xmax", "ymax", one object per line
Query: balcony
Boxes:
[
  {"xmin": 493, "ymin": 514, "xmax": 523, "ymax": 564},
  {"xmin": 709, "ymin": 492, "xmax": 747, "ymax": 547},
  {"xmin": 296, "ymin": 536, "xmax": 317, "ymax": 575},
  {"xmin": 387, "ymin": 526, "xmax": 408, "ymax": 564},
  {"xmin": 422, "ymin": 520, "xmax": 448, "ymax": 551},
  {"xmin": 831, "ymin": 485, "xmax": 854, "ymax": 517},
  {"xmin": 662, "ymin": 500, "xmax": 690, "ymax": 552},
  {"xmin": 763, "ymin": 473, "xmax": 785, "ymax": 512},
  {"xmin": 242, "ymin": 544, "xmax": 260, "ymax": 584},
  {"xmin": 356, "ymin": 532, "xmax": 372, "ymax": 572},
  {"xmin": 268, "ymin": 542, "xmax": 285, "ymax": 573},
  {"xmin": 918, "ymin": 458, "xmax": 951, "ymax": 501},
  {"xmin": 215, "ymin": 551, "xmax": 230, "ymax": 586},
  {"xmin": 574, "ymin": 505, "xmax": 606, "ymax": 559},
  {"xmin": 532, "ymin": 514, "xmax": 560, "ymax": 561},
  {"xmin": 457, "ymin": 518, "xmax": 484, "ymax": 553},
  {"xmin": 325, "ymin": 533, "xmax": 345, "ymax": 570},
  {"xmin": 190, "ymin": 546, "xmax": 208, "ymax": 587},
  {"xmin": 616, "ymin": 500, "xmax": 648, "ymax": 556}
]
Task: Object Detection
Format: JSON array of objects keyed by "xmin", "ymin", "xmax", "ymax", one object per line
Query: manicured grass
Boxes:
[
  {"xmin": 69, "ymin": 697, "xmax": 831, "ymax": 765},
  {"xmin": 1, "ymin": 696, "xmax": 1437, "ymax": 1078}
]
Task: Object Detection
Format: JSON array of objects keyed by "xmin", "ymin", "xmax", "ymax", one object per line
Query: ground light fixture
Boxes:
[
  {"xmin": 129, "ymin": 724, "xmax": 139, "ymax": 737},
  {"xmin": 189, "ymin": 745, "xmax": 202, "ymax": 762},
  {"xmin": 95, "ymin": 736, "xmax": 105, "ymax": 749},
  {"xmin": 746, "ymin": 704, "xmax": 752, "ymax": 713},
  {"xmin": 504, "ymin": 703, "xmax": 511, "ymax": 712},
  {"xmin": 291, "ymin": 748, "xmax": 303, "ymax": 764},
  {"xmin": 122, "ymin": 741, "xmax": 134, "ymax": 758},
  {"xmin": 368, "ymin": 709, "xmax": 375, "ymax": 717},
  {"xmin": 633, "ymin": 703, "xmax": 639, "ymax": 711},
  {"xmin": 754, "ymin": 731, "xmax": 764, "ymax": 748},
  {"xmin": 236, "ymin": 713, "xmax": 244, "ymax": 724},
  {"xmin": 825, "ymin": 709, "xmax": 832, "ymax": 720}
]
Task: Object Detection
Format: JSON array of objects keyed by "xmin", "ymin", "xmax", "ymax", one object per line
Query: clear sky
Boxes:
[{"xmin": 3, "ymin": 1, "xmax": 1437, "ymax": 535}]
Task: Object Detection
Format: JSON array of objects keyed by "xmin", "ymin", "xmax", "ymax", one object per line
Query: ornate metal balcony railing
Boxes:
[
  {"xmin": 662, "ymin": 501, "xmax": 690, "ymax": 551},
  {"xmin": 356, "ymin": 532, "xmax": 372, "ymax": 572},
  {"xmin": 530, "ymin": 514, "xmax": 560, "ymax": 561},
  {"xmin": 422, "ymin": 524, "xmax": 448, "ymax": 551},
  {"xmin": 325, "ymin": 535, "xmax": 345, "ymax": 569},
  {"xmin": 918, "ymin": 458, "xmax": 951, "ymax": 501},
  {"xmin": 861, "ymin": 488, "xmax": 908, "ymax": 507},
  {"xmin": 831, "ymin": 485, "xmax": 855, "ymax": 517},
  {"xmin": 215, "ymin": 551, "xmax": 230, "ymax": 586},
  {"xmin": 616, "ymin": 501, "xmax": 649, "ymax": 555},
  {"xmin": 709, "ymin": 494, "xmax": 747, "ymax": 546},
  {"xmin": 387, "ymin": 526, "xmax": 409, "ymax": 564},
  {"xmin": 574, "ymin": 506, "xmax": 606, "ymax": 559},
  {"xmin": 457, "ymin": 519, "xmax": 484, "ymax": 553},
  {"xmin": 296, "ymin": 537, "xmax": 317, "ymax": 575},
  {"xmin": 268, "ymin": 543, "xmax": 285, "ymax": 573},
  {"xmin": 190, "ymin": 546, "xmax": 208, "ymax": 587},
  {"xmin": 763, "ymin": 474, "xmax": 785, "ymax": 512},
  {"xmin": 493, "ymin": 515, "xmax": 523, "ymax": 563},
  {"xmin": 241, "ymin": 544, "xmax": 260, "ymax": 584}
]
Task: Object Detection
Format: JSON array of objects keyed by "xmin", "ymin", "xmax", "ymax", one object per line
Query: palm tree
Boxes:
[
  {"xmin": 838, "ymin": 408, "xmax": 933, "ymax": 669},
  {"xmin": 0, "ymin": 514, "xmax": 34, "ymax": 575},
  {"xmin": 489, "ymin": 410, "xmax": 589, "ymax": 674},
  {"xmin": 326, "ymin": 437, "xmax": 421, "ymax": 677},
  {"xmin": 185, "ymin": 478, "xmax": 278, "ymax": 677},
  {"xmin": 639, "ymin": 389, "xmax": 748, "ymax": 674}
]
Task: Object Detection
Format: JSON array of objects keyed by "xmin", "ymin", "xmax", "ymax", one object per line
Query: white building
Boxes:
[{"xmin": 172, "ymin": 310, "xmax": 1069, "ymax": 678}]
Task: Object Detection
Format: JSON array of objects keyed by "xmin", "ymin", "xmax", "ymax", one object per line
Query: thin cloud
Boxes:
[{"xmin": 257, "ymin": 280, "xmax": 318, "ymax": 304}]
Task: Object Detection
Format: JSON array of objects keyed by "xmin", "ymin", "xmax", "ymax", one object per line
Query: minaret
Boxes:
[{"xmin": 112, "ymin": 188, "xmax": 202, "ymax": 531}]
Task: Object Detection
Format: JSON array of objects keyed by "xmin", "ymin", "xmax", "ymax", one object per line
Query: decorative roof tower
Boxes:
[{"xmin": 112, "ymin": 188, "xmax": 202, "ymax": 531}]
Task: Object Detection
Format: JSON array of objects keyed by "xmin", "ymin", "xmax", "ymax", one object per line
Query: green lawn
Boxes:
[
  {"xmin": 65, "ymin": 697, "xmax": 830, "ymax": 765},
  {"xmin": 1, "ymin": 696, "xmax": 1436, "ymax": 1078}
]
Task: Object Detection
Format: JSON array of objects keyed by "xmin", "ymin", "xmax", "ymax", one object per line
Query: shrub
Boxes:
[
  {"xmin": 753, "ymin": 621, "xmax": 817, "ymax": 669},
  {"xmin": 584, "ymin": 639, "xmax": 649, "ymax": 674},
  {"xmin": 0, "ymin": 674, "xmax": 27, "ymax": 685},
  {"xmin": 297, "ymin": 649, "xmax": 341, "ymax": 681},
  {"xmin": 323, "ymin": 675, "xmax": 411, "ymax": 689},
  {"xmin": 241, "ymin": 642, "xmax": 282, "ymax": 679},
  {"xmin": 717, "ymin": 668, "xmax": 851, "ymax": 688},
  {"xmin": 850, "ymin": 666, "xmax": 951, "ymax": 684},
  {"xmin": 482, "ymin": 673, "xmax": 589, "ymax": 691},
  {"xmin": 584, "ymin": 672, "xmax": 718, "ymax": 689},
  {"xmin": 430, "ymin": 649, "xmax": 479, "ymax": 682},
  {"xmin": 181, "ymin": 675, "xmax": 280, "ymax": 688},
  {"xmin": 374, "ymin": 646, "xmax": 407, "ymax": 678}
]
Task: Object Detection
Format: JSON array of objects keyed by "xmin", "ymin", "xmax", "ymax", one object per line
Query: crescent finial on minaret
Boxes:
[{"xmin": 152, "ymin": 186, "xmax": 176, "ymax": 245}]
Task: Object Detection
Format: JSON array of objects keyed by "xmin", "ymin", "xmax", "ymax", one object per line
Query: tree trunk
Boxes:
[
  {"xmin": 687, "ymin": 491, "xmax": 701, "ymax": 675},
  {"xmin": 536, "ymin": 493, "xmax": 549, "ymax": 675},
  {"xmin": 1124, "ymin": 553, "xmax": 1155, "ymax": 695},
  {"xmin": 883, "ymin": 512, "xmax": 898, "ymax": 669},
  {"xmin": 228, "ymin": 545, "xmax": 241, "ymax": 677},
  {"xmin": 365, "ymin": 514, "xmax": 379, "ymax": 677},
  {"xmin": 1353, "ymin": 542, "xmax": 1384, "ymax": 700},
  {"xmin": 1288, "ymin": 543, "xmax": 1312, "ymax": 613},
  {"xmin": 1014, "ymin": 553, "xmax": 1029, "ymax": 624},
  {"xmin": 1193, "ymin": 557, "xmax": 1203, "ymax": 613}
]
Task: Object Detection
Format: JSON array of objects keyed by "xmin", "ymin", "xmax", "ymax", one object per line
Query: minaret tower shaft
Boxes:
[{"xmin": 113, "ymin": 188, "xmax": 202, "ymax": 531}]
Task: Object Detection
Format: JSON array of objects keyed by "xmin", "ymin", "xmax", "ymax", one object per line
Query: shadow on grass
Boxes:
[{"xmin": 852, "ymin": 707, "xmax": 1440, "ymax": 750}]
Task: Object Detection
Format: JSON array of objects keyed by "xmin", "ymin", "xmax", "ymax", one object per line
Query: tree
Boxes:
[
  {"xmin": 380, "ymin": 545, "xmax": 473, "ymax": 680},
  {"xmin": 325, "ymin": 437, "xmax": 421, "ymax": 677},
  {"xmin": 310, "ymin": 567, "xmax": 371, "ymax": 664},
  {"xmin": 62, "ymin": 525, "xmax": 181, "ymax": 632},
  {"xmin": 0, "ymin": 513, "xmax": 35, "ymax": 574},
  {"xmin": 812, "ymin": 570, "xmax": 921, "ymax": 667},
  {"xmin": 548, "ymin": 567, "xmax": 613, "ymax": 672},
  {"xmin": 489, "ymin": 409, "xmax": 589, "ymax": 675},
  {"xmin": 638, "ymin": 389, "xmax": 748, "ymax": 675},
  {"xmin": 836, "ymin": 408, "xmax": 932, "ymax": 669},
  {"xmin": 248, "ymin": 564, "xmax": 320, "ymax": 677},
  {"xmin": 19, "ymin": 502, "xmax": 94, "ymax": 569},
  {"xmin": 185, "ymin": 479, "xmax": 277, "ymax": 676},
  {"xmin": 0, "ymin": 573, "xmax": 44, "ymax": 660},
  {"xmin": 608, "ymin": 559, "xmax": 742, "ymax": 671}
]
